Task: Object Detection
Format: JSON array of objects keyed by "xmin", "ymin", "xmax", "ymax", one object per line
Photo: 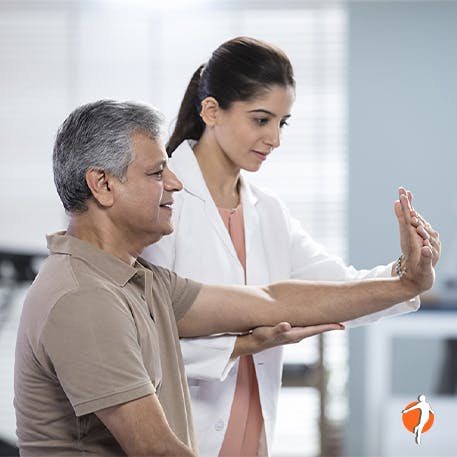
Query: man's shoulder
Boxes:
[
  {"xmin": 139, "ymin": 259, "xmax": 201, "ymax": 313},
  {"xmin": 24, "ymin": 252, "xmax": 123, "ymax": 321},
  {"xmin": 26, "ymin": 253, "xmax": 79, "ymax": 304}
]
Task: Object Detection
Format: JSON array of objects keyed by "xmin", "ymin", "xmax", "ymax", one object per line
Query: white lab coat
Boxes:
[{"xmin": 143, "ymin": 140, "xmax": 419, "ymax": 457}]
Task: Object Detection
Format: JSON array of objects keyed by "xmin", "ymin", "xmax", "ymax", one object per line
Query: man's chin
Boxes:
[
  {"xmin": 144, "ymin": 221, "xmax": 174, "ymax": 248},
  {"xmin": 161, "ymin": 227, "xmax": 173, "ymax": 237},
  {"xmin": 152, "ymin": 225, "xmax": 174, "ymax": 242}
]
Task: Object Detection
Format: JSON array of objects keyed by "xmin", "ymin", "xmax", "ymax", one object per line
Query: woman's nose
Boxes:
[{"xmin": 265, "ymin": 124, "xmax": 281, "ymax": 149}]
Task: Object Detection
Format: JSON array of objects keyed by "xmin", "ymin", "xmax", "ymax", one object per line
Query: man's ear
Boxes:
[
  {"xmin": 85, "ymin": 168, "xmax": 115, "ymax": 208},
  {"xmin": 200, "ymin": 96, "xmax": 220, "ymax": 127}
]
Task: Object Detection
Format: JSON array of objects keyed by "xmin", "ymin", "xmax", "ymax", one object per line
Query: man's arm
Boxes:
[
  {"xmin": 177, "ymin": 191, "xmax": 434, "ymax": 338},
  {"xmin": 95, "ymin": 394, "xmax": 195, "ymax": 457},
  {"xmin": 230, "ymin": 187, "xmax": 439, "ymax": 357},
  {"xmin": 178, "ymin": 270, "xmax": 430, "ymax": 337}
]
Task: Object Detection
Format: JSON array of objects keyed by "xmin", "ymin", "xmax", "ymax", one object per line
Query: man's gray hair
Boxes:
[{"xmin": 53, "ymin": 99, "xmax": 165, "ymax": 213}]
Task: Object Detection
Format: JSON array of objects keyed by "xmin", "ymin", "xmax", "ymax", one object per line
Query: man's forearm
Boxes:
[
  {"xmin": 95, "ymin": 395, "xmax": 196, "ymax": 457},
  {"xmin": 262, "ymin": 275, "xmax": 419, "ymax": 327},
  {"xmin": 178, "ymin": 273, "xmax": 428, "ymax": 338}
]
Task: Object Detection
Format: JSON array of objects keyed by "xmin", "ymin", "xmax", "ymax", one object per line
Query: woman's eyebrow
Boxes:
[{"xmin": 246, "ymin": 108, "xmax": 291, "ymax": 119}]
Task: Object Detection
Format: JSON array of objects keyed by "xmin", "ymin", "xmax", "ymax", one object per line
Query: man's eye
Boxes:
[{"xmin": 147, "ymin": 171, "xmax": 163, "ymax": 179}]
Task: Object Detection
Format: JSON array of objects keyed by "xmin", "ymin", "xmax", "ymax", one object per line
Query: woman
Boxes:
[{"xmin": 144, "ymin": 37, "xmax": 440, "ymax": 457}]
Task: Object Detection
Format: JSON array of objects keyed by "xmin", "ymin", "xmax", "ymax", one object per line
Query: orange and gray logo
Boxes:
[{"xmin": 401, "ymin": 394, "xmax": 435, "ymax": 444}]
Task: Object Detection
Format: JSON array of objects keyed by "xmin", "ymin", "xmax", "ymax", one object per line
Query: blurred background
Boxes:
[{"xmin": 1, "ymin": 0, "xmax": 456, "ymax": 456}]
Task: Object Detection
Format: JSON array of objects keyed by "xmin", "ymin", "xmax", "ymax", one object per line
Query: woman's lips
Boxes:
[{"xmin": 252, "ymin": 150, "xmax": 268, "ymax": 161}]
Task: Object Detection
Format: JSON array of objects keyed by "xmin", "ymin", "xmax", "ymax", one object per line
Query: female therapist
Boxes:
[{"xmin": 144, "ymin": 37, "xmax": 440, "ymax": 457}]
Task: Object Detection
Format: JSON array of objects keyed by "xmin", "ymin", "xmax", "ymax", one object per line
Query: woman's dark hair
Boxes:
[{"xmin": 167, "ymin": 36, "xmax": 295, "ymax": 155}]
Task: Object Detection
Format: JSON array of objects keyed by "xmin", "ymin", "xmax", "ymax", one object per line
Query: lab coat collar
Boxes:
[
  {"xmin": 170, "ymin": 141, "xmax": 259, "ymax": 269},
  {"xmin": 170, "ymin": 140, "xmax": 258, "ymax": 207}
]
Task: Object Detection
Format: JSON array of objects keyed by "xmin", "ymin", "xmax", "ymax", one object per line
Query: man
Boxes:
[{"xmin": 14, "ymin": 100, "xmax": 438, "ymax": 457}]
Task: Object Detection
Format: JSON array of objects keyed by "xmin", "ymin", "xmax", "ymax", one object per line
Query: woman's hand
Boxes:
[
  {"xmin": 230, "ymin": 322, "xmax": 344, "ymax": 359},
  {"xmin": 395, "ymin": 187, "xmax": 436, "ymax": 293},
  {"xmin": 395, "ymin": 187, "xmax": 441, "ymax": 268}
]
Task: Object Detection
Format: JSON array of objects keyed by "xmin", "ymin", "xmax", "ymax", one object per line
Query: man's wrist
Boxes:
[
  {"xmin": 396, "ymin": 253, "xmax": 425, "ymax": 296},
  {"xmin": 395, "ymin": 254, "xmax": 407, "ymax": 278}
]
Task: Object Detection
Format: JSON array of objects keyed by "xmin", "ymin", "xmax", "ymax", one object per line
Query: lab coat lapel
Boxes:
[
  {"xmin": 170, "ymin": 142, "xmax": 241, "ymax": 265},
  {"xmin": 239, "ymin": 174, "xmax": 258, "ymax": 261},
  {"xmin": 240, "ymin": 175, "xmax": 270, "ymax": 285},
  {"xmin": 203, "ymin": 198, "xmax": 241, "ymax": 266}
]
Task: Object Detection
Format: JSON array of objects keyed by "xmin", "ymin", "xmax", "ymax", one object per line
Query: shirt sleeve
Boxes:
[
  {"xmin": 149, "ymin": 266, "xmax": 237, "ymax": 380},
  {"xmin": 150, "ymin": 266, "xmax": 203, "ymax": 322},
  {"xmin": 41, "ymin": 287, "xmax": 155, "ymax": 417}
]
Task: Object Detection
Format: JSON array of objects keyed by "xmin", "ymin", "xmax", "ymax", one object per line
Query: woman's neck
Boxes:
[{"xmin": 193, "ymin": 134, "xmax": 241, "ymax": 209}]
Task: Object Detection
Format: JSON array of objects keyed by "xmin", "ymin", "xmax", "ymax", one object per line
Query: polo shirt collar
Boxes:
[{"xmin": 46, "ymin": 231, "xmax": 140, "ymax": 287}]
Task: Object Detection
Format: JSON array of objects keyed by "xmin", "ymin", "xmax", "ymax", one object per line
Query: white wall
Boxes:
[
  {"xmin": 347, "ymin": 1, "xmax": 457, "ymax": 455},
  {"xmin": 348, "ymin": 0, "xmax": 457, "ymax": 285}
]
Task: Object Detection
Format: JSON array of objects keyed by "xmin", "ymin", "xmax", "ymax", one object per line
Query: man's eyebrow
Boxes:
[
  {"xmin": 246, "ymin": 108, "xmax": 291, "ymax": 119},
  {"xmin": 147, "ymin": 159, "xmax": 167, "ymax": 170},
  {"xmin": 155, "ymin": 159, "xmax": 167, "ymax": 168}
]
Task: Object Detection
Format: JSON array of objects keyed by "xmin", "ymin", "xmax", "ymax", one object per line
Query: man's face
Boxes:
[{"xmin": 112, "ymin": 132, "xmax": 182, "ymax": 247}]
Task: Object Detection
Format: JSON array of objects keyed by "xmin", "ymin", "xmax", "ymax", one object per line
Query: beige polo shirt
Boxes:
[{"xmin": 14, "ymin": 232, "xmax": 202, "ymax": 456}]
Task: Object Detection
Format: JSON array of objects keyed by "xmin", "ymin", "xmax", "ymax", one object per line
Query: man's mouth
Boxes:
[{"xmin": 160, "ymin": 201, "xmax": 173, "ymax": 209}]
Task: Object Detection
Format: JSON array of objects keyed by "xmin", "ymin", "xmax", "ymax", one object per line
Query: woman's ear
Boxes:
[
  {"xmin": 200, "ymin": 96, "xmax": 219, "ymax": 127},
  {"xmin": 85, "ymin": 168, "xmax": 115, "ymax": 208}
]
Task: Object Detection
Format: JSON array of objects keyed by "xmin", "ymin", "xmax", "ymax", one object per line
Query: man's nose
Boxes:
[{"xmin": 163, "ymin": 167, "xmax": 183, "ymax": 192}]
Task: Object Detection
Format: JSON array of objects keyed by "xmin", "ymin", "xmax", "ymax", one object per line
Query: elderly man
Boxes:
[{"xmin": 14, "ymin": 100, "xmax": 437, "ymax": 457}]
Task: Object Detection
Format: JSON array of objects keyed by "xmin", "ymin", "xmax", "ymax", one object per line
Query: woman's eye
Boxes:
[
  {"xmin": 255, "ymin": 118, "xmax": 269, "ymax": 126},
  {"xmin": 280, "ymin": 120, "xmax": 289, "ymax": 128}
]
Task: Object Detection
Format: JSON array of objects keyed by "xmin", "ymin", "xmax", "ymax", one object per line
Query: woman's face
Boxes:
[{"xmin": 212, "ymin": 84, "xmax": 295, "ymax": 172}]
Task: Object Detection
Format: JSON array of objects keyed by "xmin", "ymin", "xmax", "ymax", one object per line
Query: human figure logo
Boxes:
[{"xmin": 401, "ymin": 394, "xmax": 435, "ymax": 444}]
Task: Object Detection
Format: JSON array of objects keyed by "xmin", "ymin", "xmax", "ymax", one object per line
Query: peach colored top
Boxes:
[{"xmin": 217, "ymin": 204, "xmax": 264, "ymax": 457}]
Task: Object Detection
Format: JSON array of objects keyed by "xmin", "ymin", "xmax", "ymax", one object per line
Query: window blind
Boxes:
[{"xmin": 0, "ymin": 2, "xmax": 348, "ymax": 454}]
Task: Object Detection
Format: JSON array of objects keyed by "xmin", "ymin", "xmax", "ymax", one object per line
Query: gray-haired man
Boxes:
[{"xmin": 14, "ymin": 100, "xmax": 436, "ymax": 456}]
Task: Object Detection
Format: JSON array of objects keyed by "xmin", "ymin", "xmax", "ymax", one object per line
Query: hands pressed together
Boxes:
[
  {"xmin": 395, "ymin": 187, "xmax": 440, "ymax": 294},
  {"xmin": 233, "ymin": 187, "xmax": 440, "ymax": 358}
]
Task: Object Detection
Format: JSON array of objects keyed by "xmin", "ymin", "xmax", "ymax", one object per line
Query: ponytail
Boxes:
[
  {"xmin": 167, "ymin": 37, "xmax": 295, "ymax": 156},
  {"xmin": 167, "ymin": 64, "xmax": 206, "ymax": 156}
]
